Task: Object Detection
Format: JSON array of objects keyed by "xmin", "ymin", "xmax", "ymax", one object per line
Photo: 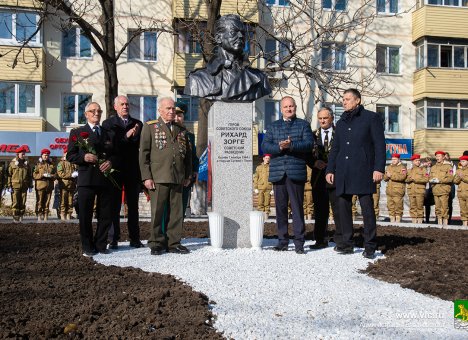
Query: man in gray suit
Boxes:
[{"xmin": 139, "ymin": 97, "xmax": 192, "ymax": 255}]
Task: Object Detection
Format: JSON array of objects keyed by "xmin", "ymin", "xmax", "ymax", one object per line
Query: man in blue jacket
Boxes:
[
  {"xmin": 325, "ymin": 89, "xmax": 386, "ymax": 259},
  {"xmin": 262, "ymin": 96, "xmax": 314, "ymax": 254}
]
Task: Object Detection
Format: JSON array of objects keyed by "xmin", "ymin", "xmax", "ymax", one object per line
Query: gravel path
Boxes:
[{"xmin": 95, "ymin": 239, "xmax": 466, "ymax": 339}]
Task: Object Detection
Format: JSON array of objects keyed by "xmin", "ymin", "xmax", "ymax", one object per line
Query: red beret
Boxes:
[
  {"xmin": 41, "ymin": 148, "xmax": 50, "ymax": 155},
  {"xmin": 15, "ymin": 146, "xmax": 25, "ymax": 153},
  {"xmin": 264, "ymin": 154, "xmax": 272, "ymax": 157},
  {"xmin": 459, "ymin": 155, "xmax": 468, "ymax": 161},
  {"xmin": 391, "ymin": 154, "xmax": 400, "ymax": 158},
  {"xmin": 410, "ymin": 154, "xmax": 420, "ymax": 161},
  {"xmin": 435, "ymin": 151, "xmax": 445, "ymax": 156},
  {"xmin": 63, "ymin": 146, "xmax": 68, "ymax": 153}
]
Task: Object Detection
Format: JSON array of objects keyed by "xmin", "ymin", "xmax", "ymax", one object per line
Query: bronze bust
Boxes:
[{"xmin": 184, "ymin": 14, "xmax": 272, "ymax": 103}]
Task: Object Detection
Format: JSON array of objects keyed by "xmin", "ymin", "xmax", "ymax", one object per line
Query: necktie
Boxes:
[
  {"xmin": 166, "ymin": 122, "xmax": 172, "ymax": 131},
  {"xmin": 93, "ymin": 125, "xmax": 100, "ymax": 137},
  {"xmin": 123, "ymin": 119, "xmax": 128, "ymax": 127},
  {"xmin": 323, "ymin": 130, "xmax": 329, "ymax": 150}
]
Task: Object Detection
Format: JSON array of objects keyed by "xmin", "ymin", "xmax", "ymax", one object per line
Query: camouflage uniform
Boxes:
[
  {"xmin": 253, "ymin": 162, "xmax": 273, "ymax": 214},
  {"xmin": 303, "ymin": 166, "xmax": 314, "ymax": 219},
  {"xmin": 33, "ymin": 159, "xmax": 56, "ymax": 219},
  {"xmin": 373, "ymin": 182, "xmax": 381, "ymax": 218},
  {"xmin": 8, "ymin": 157, "xmax": 32, "ymax": 220},
  {"xmin": 57, "ymin": 156, "xmax": 77, "ymax": 219},
  {"xmin": 406, "ymin": 165, "xmax": 429, "ymax": 222},
  {"xmin": 430, "ymin": 161, "xmax": 453, "ymax": 223},
  {"xmin": 384, "ymin": 162, "xmax": 407, "ymax": 222},
  {"xmin": 454, "ymin": 165, "xmax": 468, "ymax": 226}
]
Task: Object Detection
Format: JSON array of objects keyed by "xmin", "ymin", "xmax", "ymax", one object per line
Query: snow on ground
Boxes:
[{"xmin": 95, "ymin": 239, "xmax": 466, "ymax": 339}]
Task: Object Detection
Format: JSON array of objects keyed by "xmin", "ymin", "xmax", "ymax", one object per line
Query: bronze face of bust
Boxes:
[{"xmin": 184, "ymin": 14, "xmax": 272, "ymax": 103}]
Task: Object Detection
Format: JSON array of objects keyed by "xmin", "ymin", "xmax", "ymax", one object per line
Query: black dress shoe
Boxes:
[
  {"xmin": 309, "ymin": 242, "xmax": 328, "ymax": 250},
  {"xmin": 295, "ymin": 248, "xmax": 305, "ymax": 254},
  {"xmin": 97, "ymin": 249, "xmax": 110, "ymax": 255},
  {"xmin": 83, "ymin": 250, "xmax": 97, "ymax": 257},
  {"xmin": 150, "ymin": 246, "xmax": 166, "ymax": 256},
  {"xmin": 334, "ymin": 246, "xmax": 354, "ymax": 254},
  {"xmin": 273, "ymin": 244, "xmax": 289, "ymax": 251},
  {"xmin": 129, "ymin": 240, "xmax": 144, "ymax": 248},
  {"xmin": 109, "ymin": 241, "xmax": 118, "ymax": 250},
  {"xmin": 168, "ymin": 245, "xmax": 190, "ymax": 254},
  {"xmin": 362, "ymin": 250, "xmax": 376, "ymax": 259}
]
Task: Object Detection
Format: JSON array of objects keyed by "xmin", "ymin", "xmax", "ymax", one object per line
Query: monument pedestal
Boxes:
[{"xmin": 208, "ymin": 102, "xmax": 253, "ymax": 248}]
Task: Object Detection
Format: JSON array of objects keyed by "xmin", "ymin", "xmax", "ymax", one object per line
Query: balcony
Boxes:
[
  {"xmin": 173, "ymin": 0, "xmax": 259, "ymax": 23},
  {"xmin": 0, "ymin": 0, "xmax": 39, "ymax": 9},
  {"xmin": 413, "ymin": 129, "xmax": 468, "ymax": 158},
  {"xmin": 413, "ymin": 68, "xmax": 468, "ymax": 102},
  {"xmin": 0, "ymin": 46, "xmax": 45, "ymax": 83},
  {"xmin": 0, "ymin": 116, "xmax": 46, "ymax": 132},
  {"xmin": 413, "ymin": 5, "xmax": 468, "ymax": 42}
]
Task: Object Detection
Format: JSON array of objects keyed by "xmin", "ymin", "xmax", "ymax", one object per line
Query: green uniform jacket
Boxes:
[
  {"xmin": 139, "ymin": 117, "xmax": 192, "ymax": 184},
  {"xmin": 384, "ymin": 163, "xmax": 407, "ymax": 197},
  {"xmin": 8, "ymin": 158, "xmax": 32, "ymax": 189},
  {"xmin": 406, "ymin": 166, "xmax": 428, "ymax": 196},
  {"xmin": 430, "ymin": 162, "xmax": 453, "ymax": 196},
  {"xmin": 454, "ymin": 166, "xmax": 468, "ymax": 199},
  {"xmin": 57, "ymin": 158, "xmax": 78, "ymax": 190},
  {"xmin": 253, "ymin": 163, "xmax": 272, "ymax": 191},
  {"xmin": 33, "ymin": 160, "xmax": 56, "ymax": 191}
]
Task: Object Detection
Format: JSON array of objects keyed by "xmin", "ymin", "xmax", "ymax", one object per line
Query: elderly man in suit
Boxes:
[
  {"xmin": 309, "ymin": 107, "xmax": 339, "ymax": 250},
  {"xmin": 325, "ymin": 89, "xmax": 386, "ymax": 259},
  {"xmin": 261, "ymin": 96, "xmax": 314, "ymax": 254},
  {"xmin": 66, "ymin": 102, "xmax": 119, "ymax": 256},
  {"xmin": 102, "ymin": 95, "xmax": 144, "ymax": 249},
  {"xmin": 139, "ymin": 97, "xmax": 192, "ymax": 255}
]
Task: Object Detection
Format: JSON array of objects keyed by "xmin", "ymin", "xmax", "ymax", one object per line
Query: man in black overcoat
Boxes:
[{"xmin": 325, "ymin": 89, "xmax": 386, "ymax": 259}]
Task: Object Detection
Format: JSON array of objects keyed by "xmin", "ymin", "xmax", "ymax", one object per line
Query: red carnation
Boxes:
[
  {"xmin": 71, "ymin": 135, "xmax": 77, "ymax": 142},
  {"xmin": 80, "ymin": 132, "xmax": 90, "ymax": 139}
]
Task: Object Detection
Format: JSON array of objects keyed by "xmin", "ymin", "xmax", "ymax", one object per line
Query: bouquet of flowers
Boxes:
[{"xmin": 72, "ymin": 131, "xmax": 121, "ymax": 189}]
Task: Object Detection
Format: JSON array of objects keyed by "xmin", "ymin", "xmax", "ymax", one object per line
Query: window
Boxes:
[
  {"xmin": 176, "ymin": 90, "xmax": 199, "ymax": 122},
  {"xmin": 376, "ymin": 45, "xmax": 400, "ymax": 74},
  {"xmin": 266, "ymin": 0, "xmax": 290, "ymax": 6},
  {"xmin": 321, "ymin": 43, "xmax": 346, "ymax": 71},
  {"xmin": 416, "ymin": 42, "xmax": 468, "ymax": 69},
  {"xmin": 264, "ymin": 39, "xmax": 290, "ymax": 65},
  {"xmin": 62, "ymin": 28, "xmax": 91, "ymax": 58},
  {"xmin": 176, "ymin": 23, "xmax": 205, "ymax": 54},
  {"xmin": 0, "ymin": 82, "xmax": 39, "ymax": 115},
  {"xmin": 325, "ymin": 103, "xmax": 344, "ymax": 124},
  {"xmin": 0, "ymin": 11, "xmax": 40, "ymax": 44},
  {"xmin": 323, "ymin": 0, "xmax": 347, "ymax": 10},
  {"xmin": 62, "ymin": 94, "xmax": 91, "ymax": 125},
  {"xmin": 415, "ymin": 100, "xmax": 468, "ymax": 129},
  {"xmin": 376, "ymin": 105, "xmax": 400, "ymax": 133},
  {"xmin": 427, "ymin": 0, "xmax": 468, "ymax": 6},
  {"xmin": 128, "ymin": 95, "xmax": 158, "ymax": 122},
  {"xmin": 416, "ymin": 44, "xmax": 425, "ymax": 69},
  {"xmin": 128, "ymin": 30, "xmax": 157, "ymax": 61},
  {"xmin": 264, "ymin": 100, "xmax": 280, "ymax": 131},
  {"xmin": 377, "ymin": 0, "xmax": 398, "ymax": 13}
]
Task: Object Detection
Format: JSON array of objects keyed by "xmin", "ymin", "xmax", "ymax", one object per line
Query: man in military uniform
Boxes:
[
  {"xmin": 303, "ymin": 165, "xmax": 314, "ymax": 221},
  {"xmin": 0, "ymin": 162, "xmax": 4, "ymax": 208},
  {"xmin": 8, "ymin": 147, "xmax": 32, "ymax": 222},
  {"xmin": 57, "ymin": 147, "xmax": 78, "ymax": 220},
  {"xmin": 139, "ymin": 97, "xmax": 192, "ymax": 255},
  {"xmin": 406, "ymin": 154, "xmax": 428, "ymax": 224},
  {"xmin": 33, "ymin": 148, "xmax": 56, "ymax": 221},
  {"xmin": 384, "ymin": 154, "xmax": 407, "ymax": 223},
  {"xmin": 454, "ymin": 155, "xmax": 468, "ymax": 227},
  {"xmin": 430, "ymin": 150, "xmax": 454, "ymax": 226},
  {"xmin": 253, "ymin": 154, "xmax": 273, "ymax": 220}
]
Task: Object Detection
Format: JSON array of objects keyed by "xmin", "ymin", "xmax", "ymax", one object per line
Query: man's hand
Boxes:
[
  {"xmin": 84, "ymin": 153, "xmax": 98, "ymax": 163},
  {"xmin": 254, "ymin": 189, "xmax": 259, "ymax": 194},
  {"xmin": 373, "ymin": 171, "xmax": 384, "ymax": 183},
  {"xmin": 314, "ymin": 160, "xmax": 327, "ymax": 170},
  {"xmin": 126, "ymin": 124, "xmax": 140, "ymax": 138},
  {"xmin": 183, "ymin": 178, "xmax": 191, "ymax": 187},
  {"xmin": 99, "ymin": 160, "xmax": 112, "ymax": 173},
  {"xmin": 326, "ymin": 173, "xmax": 334, "ymax": 185},
  {"xmin": 279, "ymin": 136, "xmax": 292, "ymax": 150},
  {"xmin": 144, "ymin": 179, "xmax": 155, "ymax": 190}
]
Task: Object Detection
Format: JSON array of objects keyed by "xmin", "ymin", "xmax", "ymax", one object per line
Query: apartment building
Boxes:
[{"xmin": 0, "ymin": 0, "xmax": 467, "ymax": 160}]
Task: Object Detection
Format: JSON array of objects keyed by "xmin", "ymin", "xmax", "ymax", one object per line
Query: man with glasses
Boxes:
[{"xmin": 67, "ymin": 102, "xmax": 119, "ymax": 257}]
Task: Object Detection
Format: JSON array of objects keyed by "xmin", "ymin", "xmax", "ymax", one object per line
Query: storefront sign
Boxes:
[
  {"xmin": 386, "ymin": 138, "xmax": 413, "ymax": 159},
  {"xmin": 0, "ymin": 132, "xmax": 69, "ymax": 157}
]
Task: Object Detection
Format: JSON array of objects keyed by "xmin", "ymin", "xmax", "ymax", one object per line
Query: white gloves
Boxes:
[
  {"xmin": 270, "ymin": 190, "xmax": 274, "ymax": 195},
  {"xmin": 6, "ymin": 188, "xmax": 12, "ymax": 193},
  {"xmin": 71, "ymin": 171, "xmax": 78, "ymax": 178},
  {"xmin": 254, "ymin": 189, "xmax": 259, "ymax": 194},
  {"xmin": 430, "ymin": 178, "xmax": 440, "ymax": 183},
  {"xmin": 43, "ymin": 173, "xmax": 50, "ymax": 178}
]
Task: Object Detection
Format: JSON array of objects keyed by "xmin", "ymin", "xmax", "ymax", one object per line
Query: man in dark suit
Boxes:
[
  {"xmin": 102, "ymin": 95, "xmax": 144, "ymax": 249},
  {"xmin": 309, "ymin": 107, "xmax": 339, "ymax": 250},
  {"xmin": 66, "ymin": 102, "xmax": 119, "ymax": 257},
  {"xmin": 261, "ymin": 96, "xmax": 314, "ymax": 254},
  {"xmin": 139, "ymin": 97, "xmax": 192, "ymax": 255},
  {"xmin": 326, "ymin": 89, "xmax": 386, "ymax": 259}
]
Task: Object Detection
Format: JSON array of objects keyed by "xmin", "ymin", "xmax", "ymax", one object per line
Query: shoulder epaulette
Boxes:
[{"xmin": 146, "ymin": 120, "xmax": 158, "ymax": 125}]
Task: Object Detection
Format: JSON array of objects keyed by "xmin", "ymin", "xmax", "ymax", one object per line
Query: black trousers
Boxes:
[
  {"xmin": 312, "ymin": 185, "xmax": 339, "ymax": 243},
  {"xmin": 336, "ymin": 193, "xmax": 377, "ymax": 251},
  {"xmin": 273, "ymin": 175, "xmax": 305, "ymax": 249},
  {"xmin": 78, "ymin": 185, "xmax": 114, "ymax": 252}
]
